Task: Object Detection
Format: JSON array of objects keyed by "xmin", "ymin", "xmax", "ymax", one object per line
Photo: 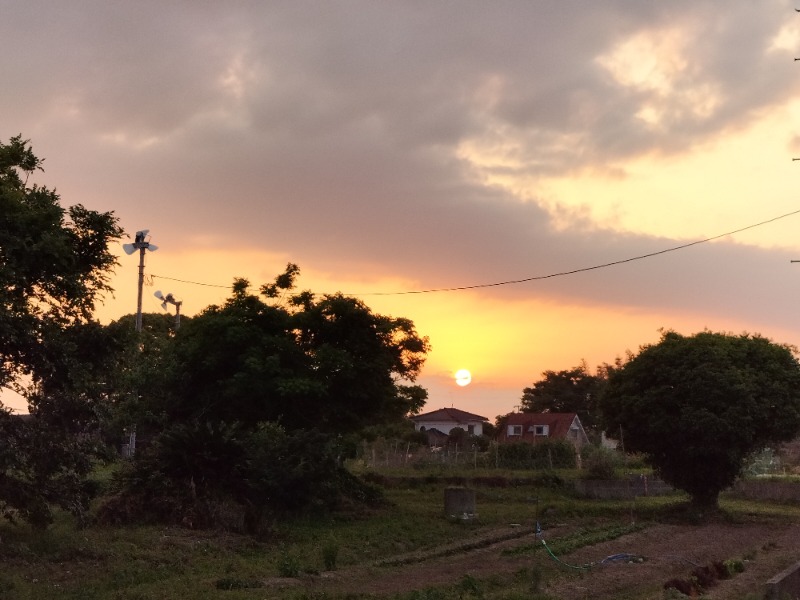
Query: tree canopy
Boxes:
[
  {"xmin": 164, "ymin": 266, "xmax": 429, "ymax": 433},
  {"xmin": 105, "ymin": 266, "xmax": 430, "ymax": 529},
  {"xmin": 0, "ymin": 136, "xmax": 123, "ymax": 526},
  {"xmin": 520, "ymin": 361, "xmax": 605, "ymax": 430},
  {"xmin": 600, "ymin": 330, "xmax": 800, "ymax": 509}
]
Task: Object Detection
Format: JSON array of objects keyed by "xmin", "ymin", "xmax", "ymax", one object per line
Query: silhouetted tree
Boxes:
[
  {"xmin": 107, "ymin": 265, "xmax": 429, "ymax": 529},
  {"xmin": 0, "ymin": 136, "xmax": 123, "ymax": 526},
  {"xmin": 600, "ymin": 330, "xmax": 800, "ymax": 510},
  {"xmin": 520, "ymin": 361, "xmax": 604, "ymax": 429},
  {"xmin": 165, "ymin": 266, "xmax": 429, "ymax": 433}
]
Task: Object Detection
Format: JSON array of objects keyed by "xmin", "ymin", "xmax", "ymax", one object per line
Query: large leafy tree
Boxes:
[
  {"xmin": 600, "ymin": 330, "xmax": 800, "ymax": 510},
  {"xmin": 0, "ymin": 136, "xmax": 122, "ymax": 392},
  {"xmin": 166, "ymin": 266, "xmax": 429, "ymax": 433},
  {"xmin": 98, "ymin": 312, "xmax": 186, "ymax": 444},
  {"xmin": 0, "ymin": 136, "xmax": 123, "ymax": 526},
  {"xmin": 520, "ymin": 361, "xmax": 605, "ymax": 429},
  {"xmin": 107, "ymin": 266, "xmax": 429, "ymax": 529}
]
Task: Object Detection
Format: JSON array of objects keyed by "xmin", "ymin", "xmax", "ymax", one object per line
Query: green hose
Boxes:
[{"xmin": 540, "ymin": 539, "xmax": 592, "ymax": 571}]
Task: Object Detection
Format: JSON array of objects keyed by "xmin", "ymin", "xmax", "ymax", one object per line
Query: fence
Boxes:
[{"xmin": 351, "ymin": 439, "xmax": 578, "ymax": 470}]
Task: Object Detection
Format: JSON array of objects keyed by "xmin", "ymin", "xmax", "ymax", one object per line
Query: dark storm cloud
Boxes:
[{"xmin": 2, "ymin": 0, "xmax": 800, "ymax": 335}]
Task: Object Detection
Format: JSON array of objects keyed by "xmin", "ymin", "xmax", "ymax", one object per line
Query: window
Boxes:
[
  {"xmin": 467, "ymin": 424, "xmax": 475, "ymax": 435},
  {"xmin": 534, "ymin": 425, "xmax": 549, "ymax": 436},
  {"xmin": 508, "ymin": 424, "xmax": 522, "ymax": 436}
]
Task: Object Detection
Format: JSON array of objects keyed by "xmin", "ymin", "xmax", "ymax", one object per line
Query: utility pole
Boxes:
[
  {"xmin": 123, "ymin": 230, "xmax": 158, "ymax": 332},
  {"xmin": 121, "ymin": 230, "xmax": 158, "ymax": 459}
]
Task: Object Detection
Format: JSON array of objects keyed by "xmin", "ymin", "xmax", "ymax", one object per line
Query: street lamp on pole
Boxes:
[
  {"xmin": 154, "ymin": 290, "xmax": 183, "ymax": 330},
  {"xmin": 123, "ymin": 229, "xmax": 158, "ymax": 332}
]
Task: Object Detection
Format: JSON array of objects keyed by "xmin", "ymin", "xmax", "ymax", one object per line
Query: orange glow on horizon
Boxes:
[{"xmin": 89, "ymin": 243, "xmax": 800, "ymax": 420}]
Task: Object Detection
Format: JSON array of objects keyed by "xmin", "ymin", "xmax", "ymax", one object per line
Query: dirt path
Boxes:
[{"xmin": 286, "ymin": 522, "xmax": 800, "ymax": 599}]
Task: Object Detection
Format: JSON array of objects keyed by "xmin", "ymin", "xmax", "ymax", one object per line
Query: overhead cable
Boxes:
[{"xmin": 150, "ymin": 208, "xmax": 800, "ymax": 296}]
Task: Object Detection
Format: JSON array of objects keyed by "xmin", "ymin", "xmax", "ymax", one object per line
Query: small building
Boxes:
[
  {"xmin": 496, "ymin": 412, "xmax": 589, "ymax": 449},
  {"xmin": 410, "ymin": 407, "xmax": 489, "ymax": 438}
]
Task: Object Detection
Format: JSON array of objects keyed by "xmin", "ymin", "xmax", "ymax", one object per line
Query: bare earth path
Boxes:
[{"xmin": 285, "ymin": 522, "xmax": 800, "ymax": 599}]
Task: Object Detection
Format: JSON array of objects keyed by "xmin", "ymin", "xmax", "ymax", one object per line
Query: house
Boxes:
[
  {"xmin": 410, "ymin": 407, "xmax": 489, "ymax": 446},
  {"xmin": 496, "ymin": 412, "xmax": 589, "ymax": 449}
]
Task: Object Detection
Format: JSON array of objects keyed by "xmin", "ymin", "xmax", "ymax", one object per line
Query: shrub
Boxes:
[
  {"xmin": 99, "ymin": 421, "xmax": 384, "ymax": 531},
  {"xmin": 493, "ymin": 440, "xmax": 576, "ymax": 469},
  {"xmin": 581, "ymin": 446, "xmax": 620, "ymax": 480},
  {"xmin": 321, "ymin": 539, "xmax": 339, "ymax": 571},
  {"xmin": 278, "ymin": 548, "xmax": 301, "ymax": 578}
]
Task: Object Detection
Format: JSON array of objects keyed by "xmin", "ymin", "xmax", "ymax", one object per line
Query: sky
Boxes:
[{"xmin": 5, "ymin": 1, "xmax": 800, "ymax": 419}]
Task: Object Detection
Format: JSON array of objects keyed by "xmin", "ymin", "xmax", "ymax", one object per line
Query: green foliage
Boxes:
[
  {"xmin": 277, "ymin": 546, "xmax": 301, "ymax": 577},
  {"xmin": 723, "ymin": 558, "xmax": 745, "ymax": 575},
  {"xmin": 493, "ymin": 440, "xmax": 576, "ymax": 470},
  {"xmin": 581, "ymin": 445, "xmax": 621, "ymax": 480},
  {"xmin": 743, "ymin": 447, "xmax": 782, "ymax": 478},
  {"xmin": 165, "ymin": 265, "xmax": 430, "ymax": 433},
  {"xmin": 104, "ymin": 264, "xmax": 426, "ymax": 529},
  {"xmin": 506, "ymin": 523, "xmax": 646, "ymax": 557},
  {"xmin": 448, "ymin": 426, "xmax": 468, "ymax": 447},
  {"xmin": 102, "ymin": 421, "xmax": 384, "ymax": 531},
  {"xmin": 321, "ymin": 538, "xmax": 339, "ymax": 570},
  {"xmin": 0, "ymin": 136, "xmax": 122, "ymax": 390},
  {"xmin": 5, "ymin": 472, "xmax": 800, "ymax": 599},
  {"xmin": 0, "ymin": 412, "xmax": 96, "ymax": 528},
  {"xmin": 520, "ymin": 361, "xmax": 607, "ymax": 430},
  {"xmin": 97, "ymin": 312, "xmax": 185, "ymax": 444},
  {"xmin": 0, "ymin": 136, "xmax": 123, "ymax": 528},
  {"xmin": 361, "ymin": 419, "xmax": 429, "ymax": 447},
  {"xmin": 600, "ymin": 330, "xmax": 800, "ymax": 509}
]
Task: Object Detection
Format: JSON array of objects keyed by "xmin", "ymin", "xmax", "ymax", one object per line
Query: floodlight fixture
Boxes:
[
  {"xmin": 154, "ymin": 290, "xmax": 183, "ymax": 329},
  {"xmin": 123, "ymin": 229, "xmax": 159, "ymax": 255},
  {"xmin": 125, "ymin": 229, "xmax": 158, "ymax": 332}
]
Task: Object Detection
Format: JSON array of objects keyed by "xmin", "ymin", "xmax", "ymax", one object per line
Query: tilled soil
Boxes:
[{"xmin": 288, "ymin": 522, "xmax": 800, "ymax": 599}]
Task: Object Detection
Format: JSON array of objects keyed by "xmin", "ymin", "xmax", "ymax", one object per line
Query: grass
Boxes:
[{"xmin": 1, "ymin": 467, "xmax": 799, "ymax": 599}]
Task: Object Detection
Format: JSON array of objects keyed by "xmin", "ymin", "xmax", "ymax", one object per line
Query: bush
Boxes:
[
  {"xmin": 322, "ymin": 539, "xmax": 339, "ymax": 571},
  {"xmin": 581, "ymin": 446, "xmax": 620, "ymax": 480},
  {"xmin": 99, "ymin": 421, "xmax": 384, "ymax": 532},
  {"xmin": 492, "ymin": 440, "xmax": 576, "ymax": 469},
  {"xmin": 278, "ymin": 547, "xmax": 301, "ymax": 577}
]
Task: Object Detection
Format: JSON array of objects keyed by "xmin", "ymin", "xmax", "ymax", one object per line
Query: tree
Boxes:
[
  {"xmin": 520, "ymin": 361, "xmax": 604, "ymax": 429},
  {"xmin": 107, "ymin": 265, "xmax": 429, "ymax": 529},
  {"xmin": 98, "ymin": 312, "xmax": 187, "ymax": 446},
  {"xmin": 165, "ymin": 266, "xmax": 429, "ymax": 433},
  {"xmin": 0, "ymin": 136, "xmax": 123, "ymax": 526},
  {"xmin": 600, "ymin": 330, "xmax": 800, "ymax": 510}
]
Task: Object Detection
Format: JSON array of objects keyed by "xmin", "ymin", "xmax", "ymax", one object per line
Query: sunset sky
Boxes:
[{"xmin": 5, "ymin": 1, "xmax": 800, "ymax": 419}]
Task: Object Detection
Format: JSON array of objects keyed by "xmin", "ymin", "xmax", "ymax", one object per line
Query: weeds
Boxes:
[
  {"xmin": 2, "ymin": 467, "xmax": 799, "ymax": 599},
  {"xmin": 214, "ymin": 577, "xmax": 265, "ymax": 590},
  {"xmin": 504, "ymin": 522, "xmax": 648, "ymax": 557},
  {"xmin": 321, "ymin": 538, "xmax": 339, "ymax": 571},
  {"xmin": 278, "ymin": 546, "xmax": 302, "ymax": 577}
]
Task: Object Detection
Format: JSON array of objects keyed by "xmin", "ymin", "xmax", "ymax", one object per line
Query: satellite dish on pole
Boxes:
[{"xmin": 125, "ymin": 229, "xmax": 158, "ymax": 332}]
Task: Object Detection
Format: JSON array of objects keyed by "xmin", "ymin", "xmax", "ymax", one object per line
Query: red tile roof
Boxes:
[
  {"xmin": 498, "ymin": 412, "xmax": 587, "ymax": 444},
  {"xmin": 504, "ymin": 412, "xmax": 578, "ymax": 434}
]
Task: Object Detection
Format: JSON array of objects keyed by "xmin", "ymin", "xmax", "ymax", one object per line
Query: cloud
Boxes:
[{"xmin": 3, "ymin": 0, "xmax": 800, "ymax": 346}]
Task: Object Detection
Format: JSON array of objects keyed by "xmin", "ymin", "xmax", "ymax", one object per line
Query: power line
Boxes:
[
  {"xmin": 150, "ymin": 274, "xmax": 229, "ymax": 289},
  {"xmin": 356, "ymin": 208, "xmax": 800, "ymax": 296},
  {"xmin": 151, "ymin": 208, "xmax": 800, "ymax": 297}
]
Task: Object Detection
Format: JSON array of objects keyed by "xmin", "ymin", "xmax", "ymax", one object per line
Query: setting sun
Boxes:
[{"xmin": 455, "ymin": 369, "xmax": 472, "ymax": 387}]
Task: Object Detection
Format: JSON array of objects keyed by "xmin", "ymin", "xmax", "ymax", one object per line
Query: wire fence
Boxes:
[{"xmin": 351, "ymin": 439, "xmax": 580, "ymax": 471}]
